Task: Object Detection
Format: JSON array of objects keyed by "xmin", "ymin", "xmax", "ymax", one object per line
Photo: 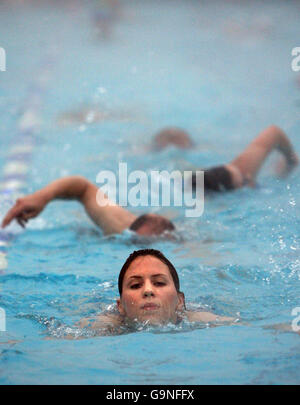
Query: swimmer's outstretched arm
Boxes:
[
  {"xmin": 227, "ymin": 125, "xmax": 299, "ymax": 187},
  {"xmin": 186, "ymin": 310, "xmax": 237, "ymax": 324},
  {"xmin": 1, "ymin": 176, "xmax": 137, "ymax": 235},
  {"xmin": 262, "ymin": 323, "xmax": 300, "ymax": 335}
]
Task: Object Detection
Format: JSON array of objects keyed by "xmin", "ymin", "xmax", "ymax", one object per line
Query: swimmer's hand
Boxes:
[
  {"xmin": 288, "ymin": 151, "xmax": 299, "ymax": 168},
  {"xmin": 1, "ymin": 192, "xmax": 47, "ymax": 228},
  {"xmin": 276, "ymin": 152, "xmax": 299, "ymax": 177}
]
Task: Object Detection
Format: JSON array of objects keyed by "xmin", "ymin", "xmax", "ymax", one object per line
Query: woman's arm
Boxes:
[
  {"xmin": 1, "ymin": 176, "xmax": 137, "ymax": 235},
  {"xmin": 186, "ymin": 310, "xmax": 237, "ymax": 324},
  {"xmin": 228, "ymin": 125, "xmax": 298, "ymax": 186}
]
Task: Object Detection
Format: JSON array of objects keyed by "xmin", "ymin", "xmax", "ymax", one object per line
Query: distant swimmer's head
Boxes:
[
  {"xmin": 117, "ymin": 249, "xmax": 185, "ymax": 325},
  {"xmin": 129, "ymin": 213, "xmax": 175, "ymax": 237},
  {"xmin": 152, "ymin": 127, "xmax": 193, "ymax": 150}
]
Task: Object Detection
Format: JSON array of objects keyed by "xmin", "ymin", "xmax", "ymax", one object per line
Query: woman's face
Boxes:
[{"xmin": 117, "ymin": 255, "xmax": 184, "ymax": 325}]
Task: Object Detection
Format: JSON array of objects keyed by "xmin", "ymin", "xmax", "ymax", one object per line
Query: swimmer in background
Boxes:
[
  {"xmin": 74, "ymin": 249, "xmax": 237, "ymax": 336},
  {"xmin": 1, "ymin": 126, "xmax": 298, "ymax": 236},
  {"xmin": 153, "ymin": 125, "xmax": 298, "ymax": 192},
  {"xmin": 57, "ymin": 105, "xmax": 133, "ymax": 127},
  {"xmin": 92, "ymin": 0, "xmax": 121, "ymax": 40},
  {"xmin": 1, "ymin": 175, "xmax": 175, "ymax": 237},
  {"xmin": 151, "ymin": 127, "xmax": 195, "ymax": 150}
]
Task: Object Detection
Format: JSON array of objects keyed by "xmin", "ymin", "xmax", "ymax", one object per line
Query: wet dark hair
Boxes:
[
  {"xmin": 118, "ymin": 249, "xmax": 180, "ymax": 296},
  {"xmin": 129, "ymin": 214, "xmax": 175, "ymax": 235}
]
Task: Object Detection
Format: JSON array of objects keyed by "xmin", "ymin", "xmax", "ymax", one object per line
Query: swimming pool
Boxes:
[{"xmin": 0, "ymin": 0, "xmax": 299, "ymax": 385}]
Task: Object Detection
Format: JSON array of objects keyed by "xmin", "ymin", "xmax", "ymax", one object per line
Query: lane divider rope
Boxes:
[{"xmin": 0, "ymin": 53, "xmax": 56, "ymax": 271}]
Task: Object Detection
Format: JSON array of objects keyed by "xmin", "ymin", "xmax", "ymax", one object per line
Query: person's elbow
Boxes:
[{"xmin": 71, "ymin": 176, "xmax": 90, "ymax": 201}]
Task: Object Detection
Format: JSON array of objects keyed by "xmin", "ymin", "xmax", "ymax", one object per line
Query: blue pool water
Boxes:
[{"xmin": 0, "ymin": 0, "xmax": 299, "ymax": 385}]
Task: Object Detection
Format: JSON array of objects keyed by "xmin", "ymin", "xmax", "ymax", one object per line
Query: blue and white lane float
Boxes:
[{"xmin": 0, "ymin": 54, "xmax": 55, "ymax": 271}]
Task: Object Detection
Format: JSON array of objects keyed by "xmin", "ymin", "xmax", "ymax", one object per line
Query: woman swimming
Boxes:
[
  {"xmin": 75, "ymin": 249, "xmax": 236, "ymax": 336},
  {"xmin": 153, "ymin": 125, "xmax": 299, "ymax": 192},
  {"xmin": 1, "ymin": 127, "xmax": 297, "ymax": 237}
]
